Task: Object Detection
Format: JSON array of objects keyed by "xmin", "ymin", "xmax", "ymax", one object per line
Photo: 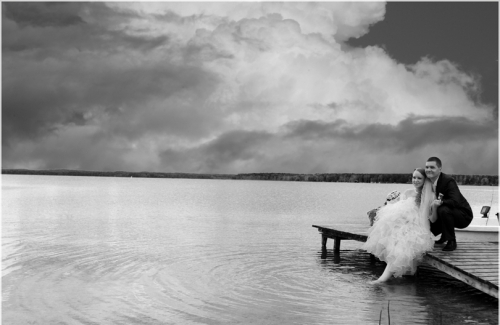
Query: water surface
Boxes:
[{"xmin": 2, "ymin": 175, "xmax": 498, "ymax": 324}]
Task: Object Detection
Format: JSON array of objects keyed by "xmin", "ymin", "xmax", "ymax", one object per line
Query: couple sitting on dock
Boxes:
[{"xmin": 363, "ymin": 156, "xmax": 473, "ymax": 284}]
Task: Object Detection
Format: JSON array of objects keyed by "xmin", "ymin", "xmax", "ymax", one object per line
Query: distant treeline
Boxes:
[
  {"xmin": 234, "ymin": 173, "xmax": 498, "ymax": 186},
  {"xmin": 2, "ymin": 169, "xmax": 498, "ymax": 186}
]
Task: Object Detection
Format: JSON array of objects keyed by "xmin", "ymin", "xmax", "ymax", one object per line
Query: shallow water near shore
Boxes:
[{"xmin": 2, "ymin": 175, "xmax": 498, "ymax": 324}]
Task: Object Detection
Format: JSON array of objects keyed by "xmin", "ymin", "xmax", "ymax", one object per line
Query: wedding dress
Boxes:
[{"xmin": 362, "ymin": 184, "xmax": 434, "ymax": 277}]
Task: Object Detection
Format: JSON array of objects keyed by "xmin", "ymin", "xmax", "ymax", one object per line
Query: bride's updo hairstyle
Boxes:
[{"xmin": 414, "ymin": 168, "xmax": 427, "ymax": 207}]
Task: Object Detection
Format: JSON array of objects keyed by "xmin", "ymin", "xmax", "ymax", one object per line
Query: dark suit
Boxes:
[{"xmin": 430, "ymin": 173, "xmax": 473, "ymax": 240}]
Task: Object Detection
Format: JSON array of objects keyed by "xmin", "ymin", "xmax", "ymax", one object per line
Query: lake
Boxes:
[{"xmin": 2, "ymin": 175, "xmax": 498, "ymax": 324}]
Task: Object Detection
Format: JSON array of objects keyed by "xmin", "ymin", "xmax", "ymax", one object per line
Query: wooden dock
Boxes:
[{"xmin": 312, "ymin": 224, "xmax": 499, "ymax": 298}]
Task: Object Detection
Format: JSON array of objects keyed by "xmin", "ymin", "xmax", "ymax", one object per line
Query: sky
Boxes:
[{"xmin": 2, "ymin": 2, "xmax": 498, "ymax": 175}]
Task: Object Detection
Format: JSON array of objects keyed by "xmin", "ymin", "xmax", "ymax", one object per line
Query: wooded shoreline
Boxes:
[{"xmin": 2, "ymin": 169, "xmax": 498, "ymax": 186}]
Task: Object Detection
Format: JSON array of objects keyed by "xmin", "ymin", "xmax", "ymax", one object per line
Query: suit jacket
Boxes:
[{"xmin": 436, "ymin": 173, "xmax": 473, "ymax": 218}]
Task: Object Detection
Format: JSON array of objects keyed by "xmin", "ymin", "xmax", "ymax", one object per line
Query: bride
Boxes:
[{"xmin": 362, "ymin": 168, "xmax": 436, "ymax": 283}]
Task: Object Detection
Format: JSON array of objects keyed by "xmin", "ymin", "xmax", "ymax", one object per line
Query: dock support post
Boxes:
[
  {"xmin": 333, "ymin": 237, "xmax": 341, "ymax": 263},
  {"xmin": 321, "ymin": 233, "xmax": 328, "ymax": 259},
  {"xmin": 334, "ymin": 237, "xmax": 341, "ymax": 253}
]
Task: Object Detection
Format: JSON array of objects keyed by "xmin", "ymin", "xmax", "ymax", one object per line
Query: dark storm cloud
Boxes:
[
  {"xmin": 203, "ymin": 130, "xmax": 272, "ymax": 161},
  {"xmin": 2, "ymin": 59, "xmax": 218, "ymax": 144},
  {"xmin": 284, "ymin": 115, "xmax": 497, "ymax": 152},
  {"xmin": 160, "ymin": 130, "xmax": 273, "ymax": 173},
  {"xmin": 2, "ymin": 2, "xmax": 140, "ymax": 29},
  {"xmin": 157, "ymin": 115, "xmax": 497, "ymax": 174},
  {"xmin": 115, "ymin": 33, "xmax": 170, "ymax": 52},
  {"xmin": 2, "ymin": 1, "xmax": 218, "ymax": 146},
  {"xmin": 3, "ymin": 2, "xmax": 85, "ymax": 27},
  {"xmin": 2, "ymin": 4, "xmax": 168, "ymax": 55},
  {"xmin": 2, "ymin": 126, "xmax": 138, "ymax": 172}
]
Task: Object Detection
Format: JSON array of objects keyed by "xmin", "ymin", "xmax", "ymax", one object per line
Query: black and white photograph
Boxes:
[{"xmin": 2, "ymin": 1, "xmax": 499, "ymax": 324}]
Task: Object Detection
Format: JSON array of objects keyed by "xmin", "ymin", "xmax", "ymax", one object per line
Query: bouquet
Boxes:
[
  {"xmin": 386, "ymin": 190, "xmax": 401, "ymax": 203},
  {"xmin": 367, "ymin": 190, "xmax": 401, "ymax": 226}
]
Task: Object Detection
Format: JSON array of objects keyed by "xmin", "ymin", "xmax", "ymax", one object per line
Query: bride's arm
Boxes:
[
  {"xmin": 429, "ymin": 201, "xmax": 439, "ymax": 223},
  {"xmin": 401, "ymin": 188, "xmax": 414, "ymax": 199}
]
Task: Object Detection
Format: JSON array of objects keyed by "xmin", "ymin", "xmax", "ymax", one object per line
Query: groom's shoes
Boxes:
[
  {"xmin": 435, "ymin": 237, "xmax": 447, "ymax": 244},
  {"xmin": 442, "ymin": 239, "xmax": 457, "ymax": 251}
]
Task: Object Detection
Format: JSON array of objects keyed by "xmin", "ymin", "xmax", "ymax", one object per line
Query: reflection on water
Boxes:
[{"xmin": 2, "ymin": 175, "xmax": 498, "ymax": 324}]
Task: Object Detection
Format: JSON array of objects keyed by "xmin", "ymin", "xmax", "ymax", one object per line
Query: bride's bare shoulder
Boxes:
[{"xmin": 403, "ymin": 188, "xmax": 416, "ymax": 197}]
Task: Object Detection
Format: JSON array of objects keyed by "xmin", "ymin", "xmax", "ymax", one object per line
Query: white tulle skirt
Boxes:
[{"xmin": 362, "ymin": 197, "xmax": 434, "ymax": 277}]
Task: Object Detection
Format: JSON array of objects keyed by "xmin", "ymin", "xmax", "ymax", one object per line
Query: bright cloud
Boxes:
[{"xmin": 2, "ymin": 2, "xmax": 497, "ymax": 175}]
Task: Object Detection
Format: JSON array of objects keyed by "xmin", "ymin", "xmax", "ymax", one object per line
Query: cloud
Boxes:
[
  {"xmin": 155, "ymin": 116, "xmax": 497, "ymax": 174},
  {"xmin": 3, "ymin": 2, "xmax": 86, "ymax": 27},
  {"xmin": 2, "ymin": 53, "xmax": 219, "ymax": 143},
  {"xmin": 2, "ymin": 2, "xmax": 497, "ymax": 175},
  {"xmin": 2, "ymin": 3, "xmax": 167, "ymax": 55},
  {"xmin": 160, "ymin": 130, "xmax": 274, "ymax": 173},
  {"xmin": 283, "ymin": 115, "xmax": 497, "ymax": 148},
  {"xmin": 127, "ymin": 2, "xmax": 386, "ymax": 40}
]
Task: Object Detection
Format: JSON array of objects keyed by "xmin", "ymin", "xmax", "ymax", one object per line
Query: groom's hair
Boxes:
[{"xmin": 427, "ymin": 156, "xmax": 442, "ymax": 168}]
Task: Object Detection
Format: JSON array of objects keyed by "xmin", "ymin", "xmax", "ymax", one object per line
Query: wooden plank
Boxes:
[
  {"xmin": 434, "ymin": 259, "xmax": 498, "ymax": 264},
  {"xmin": 462, "ymin": 270, "xmax": 499, "ymax": 275},
  {"xmin": 435, "ymin": 251, "xmax": 498, "ymax": 255},
  {"xmin": 437, "ymin": 252, "xmax": 499, "ymax": 256},
  {"xmin": 479, "ymin": 275, "xmax": 499, "ymax": 281},
  {"xmin": 453, "ymin": 244, "xmax": 499, "ymax": 248},
  {"xmin": 443, "ymin": 247, "xmax": 500, "ymax": 250},
  {"xmin": 434, "ymin": 259, "xmax": 497, "ymax": 263},
  {"xmin": 463, "ymin": 263, "xmax": 500, "ymax": 267},
  {"xmin": 425, "ymin": 255, "xmax": 497, "ymax": 270},
  {"xmin": 450, "ymin": 243, "xmax": 499, "ymax": 246},
  {"xmin": 448, "ymin": 247, "xmax": 498, "ymax": 251},
  {"xmin": 438, "ymin": 264, "xmax": 498, "ymax": 269},
  {"xmin": 313, "ymin": 224, "xmax": 370, "ymax": 234},
  {"xmin": 446, "ymin": 248, "xmax": 498, "ymax": 252},
  {"xmin": 470, "ymin": 274, "xmax": 498, "ymax": 279},
  {"xmin": 433, "ymin": 255, "xmax": 498, "ymax": 260},
  {"xmin": 452, "ymin": 240, "xmax": 499, "ymax": 243},
  {"xmin": 425, "ymin": 255, "xmax": 498, "ymax": 282},
  {"xmin": 432, "ymin": 247, "xmax": 499, "ymax": 252},
  {"xmin": 423, "ymin": 255, "xmax": 498, "ymax": 298},
  {"xmin": 478, "ymin": 279, "xmax": 498, "ymax": 284},
  {"xmin": 470, "ymin": 270, "xmax": 499, "ymax": 274},
  {"xmin": 448, "ymin": 259, "xmax": 498, "ymax": 264},
  {"xmin": 471, "ymin": 269, "xmax": 499, "ymax": 272},
  {"xmin": 437, "ymin": 248, "xmax": 499, "ymax": 252},
  {"xmin": 434, "ymin": 248, "xmax": 499, "ymax": 252},
  {"xmin": 429, "ymin": 251, "xmax": 498, "ymax": 257},
  {"xmin": 430, "ymin": 258, "xmax": 498, "ymax": 263},
  {"xmin": 448, "ymin": 260, "xmax": 498, "ymax": 263},
  {"xmin": 431, "ymin": 254, "xmax": 498, "ymax": 262},
  {"xmin": 453, "ymin": 269, "xmax": 498, "ymax": 275}
]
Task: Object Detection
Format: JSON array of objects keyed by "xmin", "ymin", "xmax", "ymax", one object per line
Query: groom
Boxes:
[{"xmin": 425, "ymin": 157, "xmax": 473, "ymax": 251}]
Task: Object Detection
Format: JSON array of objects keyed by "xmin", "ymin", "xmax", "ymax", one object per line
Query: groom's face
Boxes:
[{"xmin": 425, "ymin": 161, "xmax": 442, "ymax": 180}]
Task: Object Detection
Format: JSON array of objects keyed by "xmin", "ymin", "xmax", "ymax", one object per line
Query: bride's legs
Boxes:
[{"xmin": 370, "ymin": 264, "xmax": 394, "ymax": 284}]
